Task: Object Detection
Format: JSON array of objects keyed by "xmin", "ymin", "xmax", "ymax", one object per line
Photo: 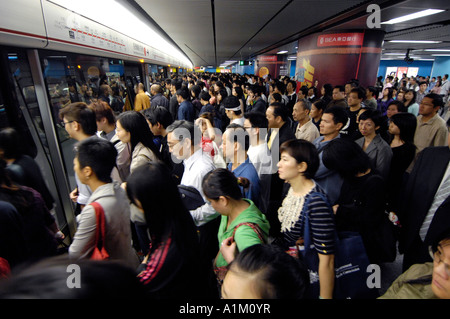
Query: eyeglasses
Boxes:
[
  {"xmin": 62, "ymin": 120, "xmax": 75, "ymax": 127},
  {"xmin": 429, "ymin": 246, "xmax": 450, "ymax": 277}
]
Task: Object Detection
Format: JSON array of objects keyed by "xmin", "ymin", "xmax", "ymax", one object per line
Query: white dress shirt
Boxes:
[{"xmin": 180, "ymin": 148, "xmax": 219, "ymax": 226}]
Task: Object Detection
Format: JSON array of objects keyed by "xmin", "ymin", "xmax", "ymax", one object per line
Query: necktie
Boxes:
[
  {"xmin": 419, "ymin": 172, "xmax": 450, "ymax": 241},
  {"xmin": 267, "ymin": 129, "xmax": 278, "ymax": 150}
]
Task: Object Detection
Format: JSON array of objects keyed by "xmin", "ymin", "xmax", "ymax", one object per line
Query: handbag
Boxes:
[
  {"xmin": 90, "ymin": 202, "xmax": 110, "ymax": 260},
  {"xmin": 294, "ymin": 192, "xmax": 377, "ymax": 299},
  {"xmin": 178, "ymin": 185, "xmax": 205, "ymax": 211},
  {"xmin": 213, "ymin": 222, "xmax": 265, "ymax": 285}
]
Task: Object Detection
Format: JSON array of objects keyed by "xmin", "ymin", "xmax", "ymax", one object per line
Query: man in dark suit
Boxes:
[
  {"xmin": 265, "ymin": 102, "xmax": 296, "ymax": 237},
  {"xmin": 399, "ymin": 117, "xmax": 450, "ymax": 271}
]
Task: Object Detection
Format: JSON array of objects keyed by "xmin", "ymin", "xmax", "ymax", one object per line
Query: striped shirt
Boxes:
[{"xmin": 274, "ymin": 184, "xmax": 336, "ymax": 255}]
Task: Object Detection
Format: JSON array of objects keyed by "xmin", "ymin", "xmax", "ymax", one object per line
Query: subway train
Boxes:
[{"xmin": 0, "ymin": 0, "xmax": 193, "ymax": 240}]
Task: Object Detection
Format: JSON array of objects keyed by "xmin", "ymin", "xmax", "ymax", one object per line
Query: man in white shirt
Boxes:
[
  {"xmin": 243, "ymin": 112, "xmax": 273, "ymax": 215},
  {"xmin": 59, "ymin": 102, "xmax": 98, "ymax": 214},
  {"xmin": 166, "ymin": 120, "xmax": 220, "ymax": 263}
]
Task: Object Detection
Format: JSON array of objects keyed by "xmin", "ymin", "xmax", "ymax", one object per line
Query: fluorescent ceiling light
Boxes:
[
  {"xmin": 277, "ymin": 50, "xmax": 288, "ymax": 54},
  {"xmin": 384, "ymin": 53, "xmax": 406, "ymax": 55},
  {"xmin": 382, "ymin": 9, "xmax": 445, "ymax": 24},
  {"xmin": 51, "ymin": 0, "xmax": 192, "ymax": 68},
  {"xmin": 424, "ymin": 49, "xmax": 450, "ymax": 52},
  {"xmin": 388, "ymin": 40, "xmax": 442, "ymax": 44},
  {"xmin": 432, "ymin": 54, "xmax": 450, "ymax": 56}
]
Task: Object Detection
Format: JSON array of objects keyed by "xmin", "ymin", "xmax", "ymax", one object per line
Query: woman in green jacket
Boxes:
[{"xmin": 202, "ymin": 168, "xmax": 270, "ymax": 284}]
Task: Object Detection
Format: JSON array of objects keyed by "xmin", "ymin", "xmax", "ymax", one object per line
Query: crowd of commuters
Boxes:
[{"xmin": 0, "ymin": 71, "xmax": 449, "ymax": 300}]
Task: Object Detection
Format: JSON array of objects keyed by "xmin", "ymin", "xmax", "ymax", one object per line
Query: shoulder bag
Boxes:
[
  {"xmin": 292, "ymin": 191, "xmax": 378, "ymax": 299},
  {"xmin": 214, "ymin": 222, "xmax": 265, "ymax": 285},
  {"xmin": 90, "ymin": 202, "xmax": 110, "ymax": 260}
]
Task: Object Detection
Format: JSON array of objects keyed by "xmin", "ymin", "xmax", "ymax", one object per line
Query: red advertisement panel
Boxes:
[{"xmin": 295, "ymin": 30, "xmax": 384, "ymax": 91}]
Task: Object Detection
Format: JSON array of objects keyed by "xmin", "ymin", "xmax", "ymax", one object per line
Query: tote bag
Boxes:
[{"xmin": 298, "ymin": 192, "xmax": 377, "ymax": 299}]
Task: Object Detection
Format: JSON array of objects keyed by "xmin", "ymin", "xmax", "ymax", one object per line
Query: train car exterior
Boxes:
[{"xmin": 0, "ymin": 0, "xmax": 193, "ymax": 240}]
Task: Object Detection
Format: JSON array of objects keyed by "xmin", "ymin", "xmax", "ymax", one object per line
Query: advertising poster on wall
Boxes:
[
  {"xmin": 254, "ymin": 54, "xmax": 288, "ymax": 79},
  {"xmin": 294, "ymin": 29, "xmax": 384, "ymax": 91}
]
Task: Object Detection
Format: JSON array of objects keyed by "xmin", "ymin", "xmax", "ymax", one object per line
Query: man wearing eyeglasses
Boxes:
[
  {"xmin": 380, "ymin": 227, "xmax": 450, "ymax": 299},
  {"xmin": 59, "ymin": 102, "xmax": 98, "ymax": 214}
]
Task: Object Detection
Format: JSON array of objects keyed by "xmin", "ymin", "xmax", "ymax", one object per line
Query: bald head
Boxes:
[{"xmin": 151, "ymin": 84, "xmax": 162, "ymax": 95}]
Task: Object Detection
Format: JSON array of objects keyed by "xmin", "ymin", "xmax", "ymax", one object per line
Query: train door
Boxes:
[
  {"xmin": 0, "ymin": 47, "xmax": 75, "ymax": 239},
  {"xmin": 123, "ymin": 62, "xmax": 144, "ymax": 110}
]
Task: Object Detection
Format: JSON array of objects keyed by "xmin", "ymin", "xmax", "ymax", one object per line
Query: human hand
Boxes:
[
  {"xmin": 69, "ymin": 188, "xmax": 78, "ymax": 203},
  {"xmin": 220, "ymin": 237, "xmax": 237, "ymax": 264}
]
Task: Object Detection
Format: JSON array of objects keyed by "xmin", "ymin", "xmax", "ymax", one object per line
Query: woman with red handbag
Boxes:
[{"xmin": 68, "ymin": 138, "xmax": 139, "ymax": 269}]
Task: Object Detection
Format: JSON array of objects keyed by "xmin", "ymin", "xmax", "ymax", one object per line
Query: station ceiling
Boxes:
[{"xmin": 131, "ymin": 0, "xmax": 450, "ymax": 68}]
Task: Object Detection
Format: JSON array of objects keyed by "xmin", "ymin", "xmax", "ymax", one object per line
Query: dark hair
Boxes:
[
  {"xmin": 423, "ymin": 93, "xmax": 444, "ymax": 109},
  {"xmin": 0, "ymin": 127, "xmax": 23, "ymax": 159},
  {"xmin": 166, "ymin": 120, "xmax": 202, "ymax": 146},
  {"xmin": 199, "ymin": 112, "xmax": 215, "ymax": 126},
  {"xmin": 126, "ymin": 162, "xmax": 198, "ymax": 254},
  {"xmin": 0, "ymin": 255, "xmax": 146, "ymax": 299},
  {"xmin": 233, "ymin": 86, "xmax": 244, "ymax": 99},
  {"xmin": 143, "ymin": 106, "xmax": 173, "ymax": 129},
  {"xmin": 322, "ymin": 138, "xmax": 372, "ymax": 179},
  {"xmin": 59, "ymin": 102, "xmax": 97, "ymax": 136},
  {"xmin": 199, "ymin": 90, "xmax": 211, "ymax": 102},
  {"xmin": 202, "ymin": 168, "xmax": 243, "ymax": 201},
  {"xmin": 333, "ymin": 85, "xmax": 345, "ymax": 93},
  {"xmin": 390, "ymin": 112, "xmax": 417, "ymax": 146},
  {"xmin": 269, "ymin": 102, "xmax": 289, "ymax": 122},
  {"xmin": 248, "ymin": 85, "xmax": 261, "ymax": 96},
  {"xmin": 322, "ymin": 84, "xmax": 333, "ymax": 97},
  {"xmin": 312, "ymin": 99, "xmax": 327, "ymax": 113},
  {"xmin": 404, "ymin": 89, "xmax": 417, "ymax": 106},
  {"xmin": 367, "ymin": 86, "xmax": 378, "ymax": 97},
  {"xmin": 228, "ymin": 244, "xmax": 309, "ymax": 299},
  {"xmin": 358, "ymin": 109, "xmax": 384, "ymax": 129},
  {"xmin": 225, "ymin": 123, "xmax": 250, "ymax": 151},
  {"xmin": 279, "ymin": 139, "xmax": 319, "ymax": 180},
  {"xmin": 223, "ymin": 96, "xmax": 241, "ymax": 110},
  {"xmin": 387, "ymin": 100, "xmax": 407, "ymax": 113},
  {"xmin": 88, "ymin": 100, "xmax": 115, "ymax": 125},
  {"xmin": 323, "ymin": 106, "xmax": 348, "ymax": 126},
  {"xmin": 189, "ymin": 85, "xmax": 201, "ymax": 99},
  {"xmin": 76, "ymin": 138, "xmax": 117, "ymax": 183},
  {"xmin": 176, "ymin": 87, "xmax": 190, "ymax": 100},
  {"xmin": 217, "ymin": 88, "xmax": 228, "ymax": 102},
  {"xmin": 273, "ymin": 81, "xmax": 286, "ymax": 94},
  {"xmin": 382, "ymin": 87, "xmax": 394, "ymax": 101},
  {"xmin": 0, "ymin": 159, "xmax": 32, "ymax": 218},
  {"xmin": 244, "ymin": 112, "xmax": 268, "ymax": 129},
  {"xmin": 350, "ymin": 87, "xmax": 366, "ymax": 100},
  {"xmin": 430, "ymin": 227, "xmax": 450, "ymax": 255},
  {"xmin": 272, "ymin": 92, "xmax": 282, "ymax": 103},
  {"xmin": 116, "ymin": 111, "xmax": 161, "ymax": 159},
  {"xmin": 298, "ymin": 86, "xmax": 308, "ymax": 96}
]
